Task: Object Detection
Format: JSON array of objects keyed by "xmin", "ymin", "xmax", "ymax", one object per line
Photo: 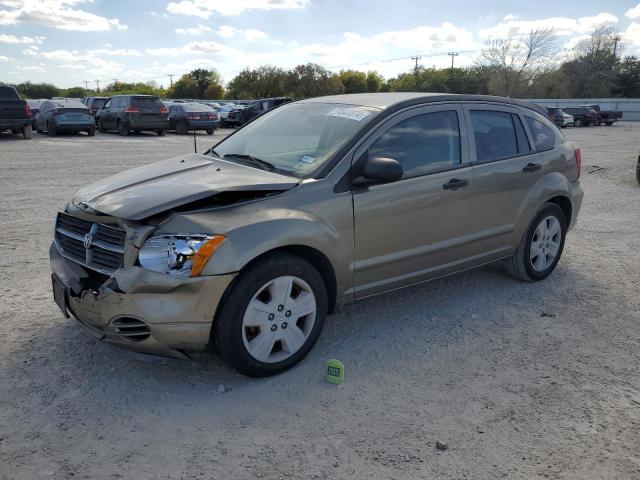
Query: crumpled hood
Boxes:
[{"xmin": 71, "ymin": 153, "xmax": 298, "ymax": 220}]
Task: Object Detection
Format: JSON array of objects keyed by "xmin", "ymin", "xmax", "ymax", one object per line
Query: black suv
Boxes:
[
  {"xmin": 563, "ymin": 107, "xmax": 601, "ymax": 127},
  {"xmin": 97, "ymin": 95, "xmax": 169, "ymax": 136}
]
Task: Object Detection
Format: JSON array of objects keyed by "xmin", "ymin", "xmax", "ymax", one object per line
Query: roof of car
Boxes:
[
  {"xmin": 301, "ymin": 92, "xmax": 548, "ymax": 116},
  {"xmin": 44, "ymin": 100, "xmax": 87, "ymax": 109}
]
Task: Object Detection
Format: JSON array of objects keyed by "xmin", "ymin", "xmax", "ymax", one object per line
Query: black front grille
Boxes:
[{"xmin": 55, "ymin": 212, "xmax": 126, "ymax": 274}]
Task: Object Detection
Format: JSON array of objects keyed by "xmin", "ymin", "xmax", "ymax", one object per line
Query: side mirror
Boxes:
[{"xmin": 353, "ymin": 156, "xmax": 403, "ymax": 186}]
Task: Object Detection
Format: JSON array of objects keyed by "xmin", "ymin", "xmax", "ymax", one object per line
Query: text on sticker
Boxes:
[{"xmin": 327, "ymin": 108, "xmax": 371, "ymax": 122}]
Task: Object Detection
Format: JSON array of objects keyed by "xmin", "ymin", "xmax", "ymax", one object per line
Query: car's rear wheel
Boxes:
[
  {"xmin": 504, "ymin": 203, "xmax": 567, "ymax": 282},
  {"xmin": 117, "ymin": 120, "xmax": 129, "ymax": 136},
  {"xmin": 97, "ymin": 120, "xmax": 106, "ymax": 133},
  {"xmin": 605, "ymin": 121, "xmax": 613, "ymax": 126},
  {"xmin": 176, "ymin": 121, "xmax": 187, "ymax": 135},
  {"xmin": 574, "ymin": 118, "xmax": 583, "ymax": 127},
  {"xmin": 594, "ymin": 118, "xmax": 602, "ymax": 126},
  {"xmin": 87, "ymin": 127, "xmax": 96, "ymax": 136},
  {"xmin": 213, "ymin": 252, "xmax": 327, "ymax": 377},
  {"xmin": 206, "ymin": 128, "xmax": 214, "ymax": 135},
  {"xmin": 157, "ymin": 129, "xmax": 165, "ymax": 136},
  {"xmin": 47, "ymin": 122, "xmax": 56, "ymax": 137},
  {"xmin": 23, "ymin": 124, "xmax": 32, "ymax": 139}
]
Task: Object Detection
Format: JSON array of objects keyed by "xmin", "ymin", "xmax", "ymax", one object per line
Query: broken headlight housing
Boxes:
[{"xmin": 138, "ymin": 235, "xmax": 225, "ymax": 277}]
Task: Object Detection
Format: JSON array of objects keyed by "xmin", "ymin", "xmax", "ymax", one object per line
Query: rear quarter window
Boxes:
[
  {"xmin": 525, "ymin": 116, "xmax": 556, "ymax": 152},
  {"xmin": 131, "ymin": 97, "xmax": 163, "ymax": 110}
]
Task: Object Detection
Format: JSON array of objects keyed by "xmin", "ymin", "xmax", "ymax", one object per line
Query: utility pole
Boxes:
[
  {"xmin": 410, "ymin": 56, "xmax": 421, "ymax": 90},
  {"xmin": 112, "ymin": 78, "xmax": 118, "ymax": 85},
  {"xmin": 94, "ymin": 80, "xmax": 100, "ymax": 92},
  {"xmin": 83, "ymin": 80, "xmax": 89, "ymax": 90},
  {"xmin": 448, "ymin": 52, "xmax": 459, "ymax": 72},
  {"xmin": 448, "ymin": 52, "xmax": 459, "ymax": 93},
  {"xmin": 168, "ymin": 74, "xmax": 174, "ymax": 88}
]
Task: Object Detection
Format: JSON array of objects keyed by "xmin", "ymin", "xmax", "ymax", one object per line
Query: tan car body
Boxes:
[{"xmin": 50, "ymin": 93, "xmax": 583, "ymax": 360}]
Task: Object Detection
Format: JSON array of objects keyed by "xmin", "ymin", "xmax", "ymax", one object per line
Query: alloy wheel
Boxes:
[
  {"xmin": 530, "ymin": 216, "xmax": 561, "ymax": 272},
  {"xmin": 241, "ymin": 275, "xmax": 317, "ymax": 363}
]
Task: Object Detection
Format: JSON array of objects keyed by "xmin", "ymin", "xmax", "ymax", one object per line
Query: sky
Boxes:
[{"xmin": 1, "ymin": 0, "xmax": 640, "ymax": 89}]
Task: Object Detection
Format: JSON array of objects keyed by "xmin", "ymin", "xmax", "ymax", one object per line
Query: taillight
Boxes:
[
  {"xmin": 125, "ymin": 106, "xmax": 140, "ymax": 113},
  {"xmin": 574, "ymin": 146, "xmax": 582, "ymax": 178},
  {"xmin": 160, "ymin": 106, "xmax": 168, "ymax": 113},
  {"xmin": 25, "ymin": 103, "xmax": 31, "ymax": 117}
]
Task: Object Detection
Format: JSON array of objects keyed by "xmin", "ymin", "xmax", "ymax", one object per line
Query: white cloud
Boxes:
[
  {"xmin": 624, "ymin": 22, "xmax": 640, "ymax": 49},
  {"xmin": 626, "ymin": 3, "xmax": 640, "ymax": 19},
  {"xmin": 215, "ymin": 25, "xmax": 268, "ymax": 41},
  {"xmin": 0, "ymin": 34, "xmax": 45, "ymax": 44},
  {"xmin": 479, "ymin": 13, "xmax": 618, "ymax": 39},
  {"xmin": 176, "ymin": 24, "xmax": 212, "ymax": 35},
  {"xmin": 0, "ymin": 54, "xmax": 11, "ymax": 61},
  {"xmin": 166, "ymin": 0, "xmax": 308, "ymax": 18},
  {"xmin": 217, "ymin": 25, "xmax": 235, "ymax": 38},
  {"xmin": 145, "ymin": 40, "xmax": 236, "ymax": 57},
  {"xmin": 88, "ymin": 48, "xmax": 143, "ymax": 57},
  {"xmin": 0, "ymin": 0, "xmax": 128, "ymax": 31}
]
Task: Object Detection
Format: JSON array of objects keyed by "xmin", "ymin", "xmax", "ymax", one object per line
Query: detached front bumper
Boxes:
[{"xmin": 50, "ymin": 243, "xmax": 235, "ymax": 359}]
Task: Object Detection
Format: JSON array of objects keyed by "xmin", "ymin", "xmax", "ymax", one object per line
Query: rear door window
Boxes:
[
  {"xmin": 368, "ymin": 110, "xmax": 461, "ymax": 179},
  {"xmin": 470, "ymin": 110, "xmax": 520, "ymax": 162},
  {"xmin": 525, "ymin": 116, "xmax": 555, "ymax": 151}
]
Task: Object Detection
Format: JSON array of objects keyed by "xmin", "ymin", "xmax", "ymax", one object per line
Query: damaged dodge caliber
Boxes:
[{"xmin": 51, "ymin": 93, "xmax": 584, "ymax": 376}]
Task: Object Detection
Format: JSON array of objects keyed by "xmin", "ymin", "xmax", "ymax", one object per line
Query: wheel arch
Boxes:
[
  {"xmin": 231, "ymin": 245, "xmax": 338, "ymax": 315},
  {"xmin": 547, "ymin": 195, "xmax": 572, "ymax": 227}
]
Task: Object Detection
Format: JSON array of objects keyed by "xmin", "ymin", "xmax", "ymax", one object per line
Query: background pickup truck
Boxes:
[
  {"xmin": 580, "ymin": 104, "xmax": 623, "ymax": 126},
  {"xmin": 0, "ymin": 85, "xmax": 33, "ymax": 139}
]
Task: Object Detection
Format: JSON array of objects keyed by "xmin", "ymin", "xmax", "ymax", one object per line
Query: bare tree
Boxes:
[{"xmin": 478, "ymin": 27, "xmax": 559, "ymax": 97}]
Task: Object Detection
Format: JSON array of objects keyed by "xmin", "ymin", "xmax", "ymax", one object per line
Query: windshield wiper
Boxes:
[{"xmin": 222, "ymin": 153, "xmax": 276, "ymax": 172}]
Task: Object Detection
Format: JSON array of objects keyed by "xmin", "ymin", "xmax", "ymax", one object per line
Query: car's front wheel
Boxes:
[
  {"xmin": 23, "ymin": 124, "xmax": 32, "ymax": 139},
  {"xmin": 213, "ymin": 252, "xmax": 327, "ymax": 377},
  {"xmin": 574, "ymin": 118, "xmax": 583, "ymax": 127},
  {"xmin": 504, "ymin": 203, "xmax": 567, "ymax": 282},
  {"xmin": 47, "ymin": 121, "xmax": 56, "ymax": 137}
]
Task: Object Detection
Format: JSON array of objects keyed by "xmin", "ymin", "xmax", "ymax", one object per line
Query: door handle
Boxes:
[
  {"xmin": 442, "ymin": 178, "xmax": 469, "ymax": 190},
  {"xmin": 522, "ymin": 162, "xmax": 541, "ymax": 172}
]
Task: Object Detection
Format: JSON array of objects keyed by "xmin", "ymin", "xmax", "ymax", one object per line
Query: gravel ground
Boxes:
[{"xmin": 1, "ymin": 124, "xmax": 639, "ymax": 480}]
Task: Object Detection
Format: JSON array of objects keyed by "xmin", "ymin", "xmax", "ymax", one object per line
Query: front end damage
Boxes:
[{"xmin": 49, "ymin": 209, "xmax": 236, "ymax": 359}]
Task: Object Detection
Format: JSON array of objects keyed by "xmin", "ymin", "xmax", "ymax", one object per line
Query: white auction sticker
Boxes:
[{"xmin": 327, "ymin": 108, "xmax": 371, "ymax": 122}]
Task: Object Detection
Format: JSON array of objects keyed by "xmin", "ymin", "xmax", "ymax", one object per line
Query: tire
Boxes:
[
  {"xmin": 157, "ymin": 129, "xmax": 165, "ymax": 136},
  {"xmin": 97, "ymin": 120, "xmax": 106, "ymax": 133},
  {"xmin": 504, "ymin": 203, "xmax": 567, "ymax": 282},
  {"xmin": 175, "ymin": 122, "xmax": 187, "ymax": 135},
  {"xmin": 605, "ymin": 121, "xmax": 613, "ymax": 126},
  {"xmin": 117, "ymin": 120, "xmax": 129, "ymax": 136},
  {"xmin": 594, "ymin": 118, "xmax": 602, "ymax": 126},
  {"xmin": 213, "ymin": 252, "xmax": 328, "ymax": 377},
  {"xmin": 206, "ymin": 128, "xmax": 214, "ymax": 135},
  {"xmin": 574, "ymin": 118, "xmax": 583, "ymax": 127},
  {"xmin": 23, "ymin": 124, "xmax": 32, "ymax": 139},
  {"xmin": 47, "ymin": 122, "xmax": 56, "ymax": 137},
  {"xmin": 87, "ymin": 127, "xmax": 96, "ymax": 136}
]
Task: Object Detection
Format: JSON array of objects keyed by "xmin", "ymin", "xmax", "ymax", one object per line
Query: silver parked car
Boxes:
[{"xmin": 50, "ymin": 93, "xmax": 584, "ymax": 376}]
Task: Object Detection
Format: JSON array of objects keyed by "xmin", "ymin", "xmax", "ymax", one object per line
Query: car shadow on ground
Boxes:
[{"xmin": 2, "ymin": 255, "xmax": 611, "ymax": 415}]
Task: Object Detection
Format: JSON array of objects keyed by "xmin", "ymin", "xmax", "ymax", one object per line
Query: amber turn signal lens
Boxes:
[{"xmin": 191, "ymin": 236, "xmax": 225, "ymax": 277}]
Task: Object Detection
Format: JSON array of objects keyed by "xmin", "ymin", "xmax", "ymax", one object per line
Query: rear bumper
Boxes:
[
  {"xmin": 53, "ymin": 121, "xmax": 95, "ymax": 131},
  {"xmin": 0, "ymin": 118, "xmax": 29, "ymax": 130},
  {"xmin": 50, "ymin": 243, "xmax": 235, "ymax": 359},
  {"xmin": 569, "ymin": 181, "xmax": 584, "ymax": 230},
  {"xmin": 128, "ymin": 119, "xmax": 169, "ymax": 130}
]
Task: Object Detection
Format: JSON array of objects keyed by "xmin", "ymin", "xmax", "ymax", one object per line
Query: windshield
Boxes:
[{"xmin": 211, "ymin": 102, "xmax": 379, "ymax": 178}]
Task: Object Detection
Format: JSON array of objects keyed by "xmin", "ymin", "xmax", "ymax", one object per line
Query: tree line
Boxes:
[{"xmin": 6, "ymin": 27, "xmax": 640, "ymax": 101}]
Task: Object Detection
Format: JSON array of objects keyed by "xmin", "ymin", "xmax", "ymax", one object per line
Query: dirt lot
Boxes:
[{"xmin": 1, "ymin": 124, "xmax": 639, "ymax": 480}]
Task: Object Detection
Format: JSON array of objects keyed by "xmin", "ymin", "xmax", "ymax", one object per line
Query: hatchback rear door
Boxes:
[
  {"xmin": 352, "ymin": 104, "xmax": 474, "ymax": 298},
  {"xmin": 130, "ymin": 97, "xmax": 164, "ymax": 124}
]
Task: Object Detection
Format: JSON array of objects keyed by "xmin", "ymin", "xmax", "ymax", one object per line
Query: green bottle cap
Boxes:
[{"xmin": 325, "ymin": 359, "xmax": 345, "ymax": 385}]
